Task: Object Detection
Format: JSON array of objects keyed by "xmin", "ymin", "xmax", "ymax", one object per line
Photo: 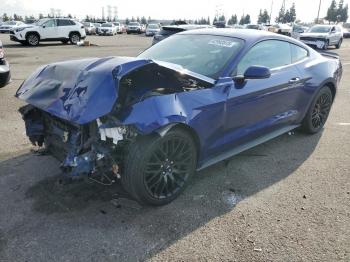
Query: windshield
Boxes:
[
  {"xmin": 102, "ymin": 23, "xmax": 113, "ymax": 27},
  {"xmin": 4, "ymin": 21, "xmax": 17, "ymax": 25},
  {"xmin": 129, "ymin": 22, "xmax": 139, "ymax": 26},
  {"xmin": 93, "ymin": 23, "xmax": 101, "ymax": 27},
  {"xmin": 138, "ymin": 34, "xmax": 244, "ymax": 79},
  {"xmin": 148, "ymin": 24, "xmax": 159, "ymax": 29},
  {"xmin": 308, "ymin": 26, "xmax": 331, "ymax": 33},
  {"xmin": 246, "ymin": 25, "xmax": 259, "ymax": 29},
  {"xmin": 35, "ymin": 19, "xmax": 50, "ymax": 26}
]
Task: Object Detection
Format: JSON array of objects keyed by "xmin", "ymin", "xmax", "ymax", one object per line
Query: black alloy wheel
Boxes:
[
  {"xmin": 311, "ymin": 92, "xmax": 332, "ymax": 130},
  {"xmin": 144, "ymin": 135, "xmax": 194, "ymax": 200},
  {"xmin": 301, "ymin": 86, "xmax": 333, "ymax": 134},
  {"xmin": 122, "ymin": 128, "xmax": 197, "ymax": 205}
]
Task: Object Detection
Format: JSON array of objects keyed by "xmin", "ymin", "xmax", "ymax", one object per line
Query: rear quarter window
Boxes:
[
  {"xmin": 58, "ymin": 19, "xmax": 75, "ymax": 26},
  {"xmin": 291, "ymin": 44, "xmax": 308, "ymax": 63}
]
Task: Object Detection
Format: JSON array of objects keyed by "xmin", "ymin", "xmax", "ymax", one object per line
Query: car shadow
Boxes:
[
  {"xmin": 0, "ymin": 130, "xmax": 322, "ymax": 261},
  {"xmin": 3, "ymin": 42, "xmax": 74, "ymax": 48}
]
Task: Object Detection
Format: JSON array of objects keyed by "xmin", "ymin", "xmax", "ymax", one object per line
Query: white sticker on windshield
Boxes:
[{"xmin": 208, "ymin": 39, "xmax": 235, "ymax": 48}]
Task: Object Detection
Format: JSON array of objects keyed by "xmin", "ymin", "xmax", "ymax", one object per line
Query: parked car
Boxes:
[
  {"xmin": 9, "ymin": 18, "xmax": 86, "ymax": 46},
  {"xmin": 245, "ymin": 24, "xmax": 266, "ymax": 30},
  {"xmin": 152, "ymin": 24, "xmax": 211, "ymax": 45},
  {"xmin": 83, "ymin": 22, "xmax": 96, "ymax": 35},
  {"xmin": 126, "ymin": 22, "xmax": 143, "ymax": 34},
  {"xmin": 93, "ymin": 23, "xmax": 102, "ymax": 34},
  {"xmin": 230, "ymin": 24, "xmax": 245, "ymax": 29},
  {"xmin": 342, "ymin": 27, "xmax": 350, "ymax": 38},
  {"xmin": 145, "ymin": 23, "xmax": 160, "ymax": 36},
  {"xmin": 0, "ymin": 40, "xmax": 10, "ymax": 88},
  {"xmin": 113, "ymin": 22, "xmax": 123, "ymax": 34},
  {"xmin": 98, "ymin": 23, "xmax": 117, "ymax": 35},
  {"xmin": 16, "ymin": 29, "xmax": 342, "ymax": 205},
  {"xmin": 291, "ymin": 24, "xmax": 309, "ymax": 39},
  {"xmin": 213, "ymin": 21, "xmax": 226, "ymax": 28},
  {"xmin": 300, "ymin": 25, "xmax": 343, "ymax": 49},
  {"xmin": 120, "ymin": 24, "xmax": 127, "ymax": 33},
  {"xmin": 267, "ymin": 24, "xmax": 292, "ymax": 36},
  {"xmin": 0, "ymin": 21, "xmax": 24, "ymax": 33}
]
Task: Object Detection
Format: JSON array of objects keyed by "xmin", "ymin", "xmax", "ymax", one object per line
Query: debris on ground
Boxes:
[
  {"xmin": 110, "ymin": 198, "xmax": 142, "ymax": 210},
  {"xmin": 222, "ymin": 190, "xmax": 243, "ymax": 207},
  {"xmin": 254, "ymin": 248, "xmax": 263, "ymax": 252}
]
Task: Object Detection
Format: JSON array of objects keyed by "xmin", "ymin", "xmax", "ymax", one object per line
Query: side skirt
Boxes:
[{"xmin": 197, "ymin": 125, "xmax": 300, "ymax": 171}]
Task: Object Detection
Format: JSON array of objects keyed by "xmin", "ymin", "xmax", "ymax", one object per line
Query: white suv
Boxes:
[{"xmin": 10, "ymin": 18, "xmax": 86, "ymax": 46}]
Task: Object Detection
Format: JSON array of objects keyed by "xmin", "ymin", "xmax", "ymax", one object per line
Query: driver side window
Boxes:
[
  {"xmin": 44, "ymin": 19, "xmax": 56, "ymax": 28},
  {"xmin": 235, "ymin": 40, "xmax": 292, "ymax": 75}
]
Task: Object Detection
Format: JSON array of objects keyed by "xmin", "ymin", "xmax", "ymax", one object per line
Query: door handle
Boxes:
[{"xmin": 289, "ymin": 77, "xmax": 300, "ymax": 84}]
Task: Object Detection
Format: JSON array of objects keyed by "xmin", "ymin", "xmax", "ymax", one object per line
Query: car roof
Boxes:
[
  {"xmin": 178, "ymin": 28, "xmax": 300, "ymax": 44},
  {"xmin": 163, "ymin": 24, "xmax": 211, "ymax": 30}
]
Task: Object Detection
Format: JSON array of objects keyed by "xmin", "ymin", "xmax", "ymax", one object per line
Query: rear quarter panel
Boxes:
[{"xmin": 294, "ymin": 50, "xmax": 341, "ymax": 122}]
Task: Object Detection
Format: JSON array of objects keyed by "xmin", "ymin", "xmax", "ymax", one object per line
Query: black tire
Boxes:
[
  {"xmin": 323, "ymin": 40, "xmax": 329, "ymax": 50},
  {"xmin": 26, "ymin": 33, "xmax": 39, "ymax": 46},
  {"xmin": 122, "ymin": 128, "xmax": 197, "ymax": 206},
  {"xmin": 301, "ymin": 86, "xmax": 333, "ymax": 134},
  {"xmin": 69, "ymin": 33, "xmax": 80, "ymax": 44},
  {"xmin": 335, "ymin": 38, "xmax": 342, "ymax": 49}
]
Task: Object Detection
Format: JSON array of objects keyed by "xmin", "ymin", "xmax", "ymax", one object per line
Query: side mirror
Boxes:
[
  {"xmin": 42, "ymin": 25, "xmax": 46, "ymax": 28},
  {"xmin": 233, "ymin": 66, "xmax": 271, "ymax": 85}
]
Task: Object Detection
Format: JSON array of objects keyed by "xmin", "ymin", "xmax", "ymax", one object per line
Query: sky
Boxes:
[{"xmin": 2, "ymin": 0, "xmax": 350, "ymax": 23}]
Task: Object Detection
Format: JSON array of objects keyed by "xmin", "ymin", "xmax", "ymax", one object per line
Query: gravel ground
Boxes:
[{"xmin": 0, "ymin": 34, "xmax": 349, "ymax": 262}]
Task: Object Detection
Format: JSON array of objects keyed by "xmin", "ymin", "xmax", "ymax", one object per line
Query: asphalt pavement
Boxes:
[{"xmin": 0, "ymin": 34, "xmax": 349, "ymax": 262}]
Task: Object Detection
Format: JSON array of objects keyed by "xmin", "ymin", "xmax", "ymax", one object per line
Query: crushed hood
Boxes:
[{"xmin": 16, "ymin": 56, "xmax": 213, "ymax": 125}]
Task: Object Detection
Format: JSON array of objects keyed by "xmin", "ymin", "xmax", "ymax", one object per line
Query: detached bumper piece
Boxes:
[{"xmin": 19, "ymin": 105, "xmax": 129, "ymax": 182}]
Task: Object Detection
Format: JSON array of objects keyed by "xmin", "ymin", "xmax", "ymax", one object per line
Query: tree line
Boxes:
[
  {"xmin": 3, "ymin": 2, "xmax": 349, "ymax": 26},
  {"xmin": 275, "ymin": 2, "xmax": 297, "ymax": 23},
  {"xmin": 325, "ymin": 0, "xmax": 348, "ymax": 23}
]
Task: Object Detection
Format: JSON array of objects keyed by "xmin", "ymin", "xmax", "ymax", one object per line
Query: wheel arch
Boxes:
[
  {"xmin": 154, "ymin": 123, "xmax": 201, "ymax": 156},
  {"xmin": 25, "ymin": 31, "xmax": 40, "ymax": 40},
  {"xmin": 69, "ymin": 31, "xmax": 81, "ymax": 37},
  {"xmin": 324, "ymin": 81, "xmax": 336, "ymax": 100}
]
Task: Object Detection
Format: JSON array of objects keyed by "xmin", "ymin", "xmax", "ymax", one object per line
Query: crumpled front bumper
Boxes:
[{"xmin": 19, "ymin": 104, "xmax": 132, "ymax": 178}]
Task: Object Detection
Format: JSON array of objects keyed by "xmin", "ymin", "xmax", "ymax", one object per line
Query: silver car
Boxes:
[
  {"xmin": 145, "ymin": 24, "xmax": 160, "ymax": 36},
  {"xmin": 300, "ymin": 25, "xmax": 343, "ymax": 49}
]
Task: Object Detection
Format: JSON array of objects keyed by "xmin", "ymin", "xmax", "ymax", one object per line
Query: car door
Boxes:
[
  {"xmin": 39, "ymin": 19, "xmax": 58, "ymax": 39},
  {"xmin": 221, "ymin": 40, "xmax": 305, "ymax": 151},
  {"xmin": 336, "ymin": 26, "xmax": 342, "ymax": 42},
  {"xmin": 57, "ymin": 19, "xmax": 73, "ymax": 38},
  {"xmin": 329, "ymin": 26, "xmax": 338, "ymax": 44}
]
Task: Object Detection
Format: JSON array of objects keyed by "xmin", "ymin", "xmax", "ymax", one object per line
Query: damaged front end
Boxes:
[
  {"xmin": 16, "ymin": 56, "xmax": 214, "ymax": 182},
  {"xmin": 19, "ymin": 104, "xmax": 139, "ymax": 183}
]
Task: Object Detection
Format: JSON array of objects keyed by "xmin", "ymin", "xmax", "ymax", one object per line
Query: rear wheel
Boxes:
[
  {"xmin": 26, "ymin": 33, "xmax": 39, "ymax": 46},
  {"xmin": 323, "ymin": 40, "xmax": 329, "ymax": 50},
  {"xmin": 301, "ymin": 86, "xmax": 333, "ymax": 134},
  {"xmin": 335, "ymin": 38, "xmax": 342, "ymax": 49},
  {"xmin": 69, "ymin": 33, "xmax": 80, "ymax": 44},
  {"xmin": 122, "ymin": 128, "xmax": 197, "ymax": 206}
]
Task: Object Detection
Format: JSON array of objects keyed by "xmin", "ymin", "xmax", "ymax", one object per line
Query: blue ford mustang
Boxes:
[{"xmin": 16, "ymin": 29, "xmax": 342, "ymax": 205}]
